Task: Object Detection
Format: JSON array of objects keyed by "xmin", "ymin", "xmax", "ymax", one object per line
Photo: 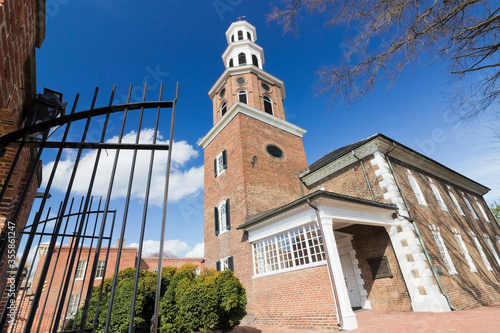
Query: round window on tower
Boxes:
[
  {"xmin": 236, "ymin": 77, "xmax": 246, "ymax": 85},
  {"xmin": 261, "ymin": 83, "xmax": 271, "ymax": 92},
  {"xmin": 219, "ymin": 88, "xmax": 226, "ymax": 98},
  {"xmin": 266, "ymin": 145, "xmax": 283, "ymax": 158}
]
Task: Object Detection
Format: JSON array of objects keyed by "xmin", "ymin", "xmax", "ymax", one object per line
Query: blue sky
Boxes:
[{"xmin": 33, "ymin": 0, "xmax": 499, "ymax": 258}]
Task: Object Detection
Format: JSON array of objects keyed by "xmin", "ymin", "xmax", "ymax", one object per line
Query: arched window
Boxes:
[
  {"xmin": 430, "ymin": 181, "xmax": 447, "ymax": 211},
  {"xmin": 229, "ymin": 59, "xmax": 233, "ymax": 67},
  {"xmin": 238, "ymin": 52, "xmax": 246, "ymax": 65},
  {"xmin": 214, "ymin": 199, "xmax": 230, "ymax": 235},
  {"xmin": 238, "ymin": 90, "xmax": 247, "ymax": 104},
  {"xmin": 238, "ymin": 30, "xmax": 243, "ymax": 40},
  {"xmin": 462, "ymin": 192, "xmax": 478, "ymax": 219},
  {"xmin": 247, "ymin": 31, "xmax": 251, "ymax": 40},
  {"xmin": 252, "ymin": 54, "xmax": 259, "ymax": 67},
  {"xmin": 475, "ymin": 197, "xmax": 490, "ymax": 222},
  {"xmin": 407, "ymin": 171, "xmax": 427, "ymax": 205},
  {"xmin": 447, "ymin": 187, "xmax": 464, "ymax": 215},
  {"xmin": 220, "ymin": 101, "xmax": 227, "ymax": 117},
  {"xmin": 263, "ymin": 96, "xmax": 273, "ymax": 115},
  {"xmin": 231, "ymin": 34, "xmax": 235, "ymax": 43}
]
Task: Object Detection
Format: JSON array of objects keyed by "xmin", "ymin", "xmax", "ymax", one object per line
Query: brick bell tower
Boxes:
[{"xmin": 198, "ymin": 19, "xmax": 309, "ymax": 302}]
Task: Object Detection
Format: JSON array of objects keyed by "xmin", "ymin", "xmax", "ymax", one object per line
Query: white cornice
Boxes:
[
  {"xmin": 225, "ymin": 21, "xmax": 257, "ymax": 44},
  {"xmin": 246, "ymin": 196, "xmax": 395, "ymax": 242},
  {"xmin": 222, "ymin": 42, "xmax": 265, "ymax": 67},
  {"xmin": 208, "ymin": 65, "xmax": 286, "ymax": 99},
  {"xmin": 301, "ymin": 136, "xmax": 489, "ymax": 195},
  {"xmin": 198, "ymin": 102, "xmax": 306, "ymax": 149}
]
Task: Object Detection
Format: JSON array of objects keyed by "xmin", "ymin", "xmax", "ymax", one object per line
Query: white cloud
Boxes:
[
  {"xmin": 185, "ymin": 242, "xmax": 204, "ymax": 258},
  {"xmin": 42, "ymin": 129, "xmax": 204, "ymax": 204},
  {"xmin": 128, "ymin": 239, "xmax": 191, "ymax": 257}
]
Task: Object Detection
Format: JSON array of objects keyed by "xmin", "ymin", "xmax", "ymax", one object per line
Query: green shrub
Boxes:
[{"xmin": 67, "ymin": 265, "xmax": 246, "ymax": 333}]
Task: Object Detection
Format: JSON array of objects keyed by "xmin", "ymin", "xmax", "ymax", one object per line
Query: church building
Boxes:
[{"xmin": 198, "ymin": 20, "xmax": 500, "ymax": 331}]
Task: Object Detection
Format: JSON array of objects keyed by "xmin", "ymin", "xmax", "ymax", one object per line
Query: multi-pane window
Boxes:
[
  {"xmin": 408, "ymin": 170, "xmax": 427, "ymax": 205},
  {"xmin": 75, "ymin": 260, "xmax": 87, "ymax": 279},
  {"xmin": 462, "ymin": 192, "xmax": 478, "ymax": 219},
  {"xmin": 452, "ymin": 229, "xmax": 476, "ymax": 272},
  {"xmin": 216, "ymin": 256, "xmax": 233, "ymax": 272},
  {"xmin": 96, "ymin": 260, "xmax": 106, "ymax": 279},
  {"xmin": 471, "ymin": 232, "xmax": 492, "ymax": 271},
  {"xmin": 429, "ymin": 179, "xmax": 447, "ymax": 211},
  {"xmin": 67, "ymin": 294, "xmax": 80, "ymax": 318},
  {"xmin": 447, "ymin": 187, "xmax": 464, "ymax": 216},
  {"xmin": 220, "ymin": 101, "xmax": 227, "ymax": 117},
  {"xmin": 252, "ymin": 223, "xmax": 326, "ymax": 276},
  {"xmin": 238, "ymin": 90, "xmax": 247, "ymax": 104},
  {"xmin": 237, "ymin": 30, "xmax": 243, "ymax": 40},
  {"xmin": 263, "ymin": 96, "xmax": 273, "ymax": 115},
  {"xmin": 484, "ymin": 234, "xmax": 500, "ymax": 267},
  {"xmin": 247, "ymin": 31, "xmax": 252, "ymax": 40},
  {"xmin": 214, "ymin": 150, "xmax": 227, "ymax": 177},
  {"xmin": 214, "ymin": 199, "xmax": 230, "ymax": 235},
  {"xmin": 475, "ymin": 197, "xmax": 490, "ymax": 222},
  {"xmin": 430, "ymin": 227, "xmax": 457, "ymax": 274}
]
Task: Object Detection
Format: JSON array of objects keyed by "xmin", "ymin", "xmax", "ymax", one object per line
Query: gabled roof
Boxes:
[
  {"xmin": 307, "ymin": 133, "xmax": 379, "ymax": 174},
  {"xmin": 301, "ymin": 133, "xmax": 490, "ymax": 195}
]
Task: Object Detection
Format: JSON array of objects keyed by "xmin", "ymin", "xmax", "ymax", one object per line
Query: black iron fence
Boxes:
[{"xmin": 0, "ymin": 83, "xmax": 178, "ymax": 333}]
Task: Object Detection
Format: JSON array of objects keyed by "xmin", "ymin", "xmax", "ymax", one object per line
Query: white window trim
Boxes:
[
  {"xmin": 96, "ymin": 260, "xmax": 106, "ymax": 279},
  {"xmin": 431, "ymin": 228, "xmax": 457, "ymax": 274},
  {"xmin": 220, "ymin": 256, "xmax": 230, "ymax": 271},
  {"xmin": 215, "ymin": 151, "xmax": 226, "ymax": 177},
  {"xmin": 67, "ymin": 294, "xmax": 80, "ymax": 319},
  {"xmin": 429, "ymin": 180, "xmax": 447, "ymax": 211},
  {"xmin": 408, "ymin": 170, "xmax": 427, "ymax": 205},
  {"xmin": 484, "ymin": 235, "xmax": 500, "ymax": 267},
  {"xmin": 251, "ymin": 223, "xmax": 326, "ymax": 278},
  {"xmin": 263, "ymin": 95, "xmax": 273, "ymax": 115},
  {"xmin": 75, "ymin": 260, "xmax": 87, "ymax": 280},
  {"xmin": 471, "ymin": 232, "xmax": 492, "ymax": 271},
  {"xmin": 475, "ymin": 197, "xmax": 490, "ymax": 222},
  {"xmin": 462, "ymin": 192, "xmax": 479, "ymax": 220},
  {"xmin": 448, "ymin": 188, "xmax": 465, "ymax": 216},
  {"xmin": 219, "ymin": 200, "xmax": 228, "ymax": 235},
  {"xmin": 453, "ymin": 231, "xmax": 477, "ymax": 272}
]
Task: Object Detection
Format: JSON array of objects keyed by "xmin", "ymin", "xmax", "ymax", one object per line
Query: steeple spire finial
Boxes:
[{"xmin": 237, "ymin": 15, "xmax": 246, "ymax": 21}]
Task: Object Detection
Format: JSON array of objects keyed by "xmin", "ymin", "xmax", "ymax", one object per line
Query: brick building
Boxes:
[
  {"xmin": 10, "ymin": 241, "xmax": 203, "ymax": 332},
  {"xmin": 199, "ymin": 20, "xmax": 500, "ymax": 331},
  {"xmin": 0, "ymin": 0, "xmax": 46, "ymax": 327}
]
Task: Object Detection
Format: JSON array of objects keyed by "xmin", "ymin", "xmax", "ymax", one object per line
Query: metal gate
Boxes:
[{"xmin": 0, "ymin": 83, "xmax": 178, "ymax": 332}]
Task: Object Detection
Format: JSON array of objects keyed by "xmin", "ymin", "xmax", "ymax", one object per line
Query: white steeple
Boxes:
[{"xmin": 222, "ymin": 20, "xmax": 265, "ymax": 70}]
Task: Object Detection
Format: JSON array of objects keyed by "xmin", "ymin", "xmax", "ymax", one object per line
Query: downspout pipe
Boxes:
[
  {"xmin": 384, "ymin": 152, "xmax": 456, "ymax": 311},
  {"xmin": 351, "ymin": 151, "xmax": 375, "ymax": 201},
  {"xmin": 307, "ymin": 199, "xmax": 344, "ymax": 330}
]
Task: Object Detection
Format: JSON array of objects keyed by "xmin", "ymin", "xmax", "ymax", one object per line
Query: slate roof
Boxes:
[{"xmin": 306, "ymin": 133, "xmax": 380, "ymax": 174}]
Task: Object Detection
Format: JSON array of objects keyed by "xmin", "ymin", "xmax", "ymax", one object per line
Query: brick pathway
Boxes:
[{"xmin": 231, "ymin": 303, "xmax": 500, "ymax": 332}]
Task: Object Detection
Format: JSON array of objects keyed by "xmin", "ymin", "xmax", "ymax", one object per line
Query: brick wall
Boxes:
[
  {"xmin": 339, "ymin": 225, "xmax": 413, "ymax": 311},
  {"xmin": 0, "ymin": 0, "xmax": 45, "ymax": 326},
  {"xmin": 204, "ymin": 106, "xmax": 311, "ymax": 326},
  {"xmin": 389, "ymin": 158, "xmax": 500, "ymax": 310},
  {"xmin": 210, "ymin": 71, "xmax": 286, "ymax": 125},
  {"xmin": 247, "ymin": 265, "xmax": 338, "ymax": 330},
  {"xmin": 308, "ymin": 155, "xmax": 386, "ymax": 202}
]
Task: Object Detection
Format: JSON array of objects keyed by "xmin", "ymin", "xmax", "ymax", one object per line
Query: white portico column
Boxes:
[{"xmin": 321, "ymin": 218, "xmax": 358, "ymax": 330}]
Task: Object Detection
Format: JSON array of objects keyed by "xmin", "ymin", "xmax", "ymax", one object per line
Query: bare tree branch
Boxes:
[{"xmin": 268, "ymin": 0, "xmax": 500, "ymax": 121}]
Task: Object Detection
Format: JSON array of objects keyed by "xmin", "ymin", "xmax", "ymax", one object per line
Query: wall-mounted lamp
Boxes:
[
  {"xmin": 251, "ymin": 155, "xmax": 258, "ymax": 167},
  {"xmin": 32, "ymin": 88, "xmax": 67, "ymax": 124}
]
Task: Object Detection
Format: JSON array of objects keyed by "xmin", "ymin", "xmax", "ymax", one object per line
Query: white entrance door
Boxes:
[{"xmin": 340, "ymin": 254, "xmax": 362, "ymax": 308}]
